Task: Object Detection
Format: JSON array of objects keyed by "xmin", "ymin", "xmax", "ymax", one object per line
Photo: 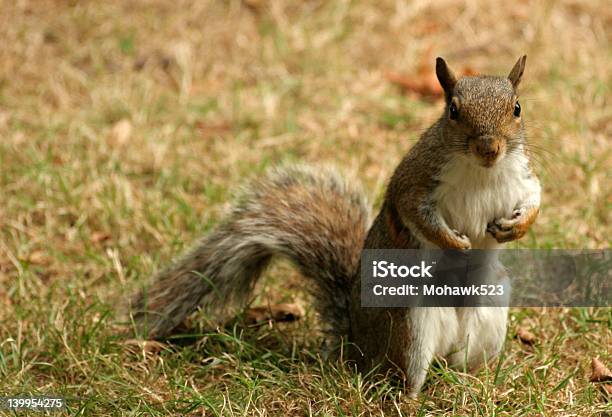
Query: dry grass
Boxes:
[{"xmin": 0, "ymin": 0, "xmax": 610, "ymax": 415}]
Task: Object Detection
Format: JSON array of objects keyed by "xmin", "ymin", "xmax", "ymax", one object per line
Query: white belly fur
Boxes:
[
  {"xmin": 422, "ymin": 152, "xmax": 535, "ymax": 368},
  {"xmin": 434, "ymin": 151, "xmax": 533, "ymax": 248}
]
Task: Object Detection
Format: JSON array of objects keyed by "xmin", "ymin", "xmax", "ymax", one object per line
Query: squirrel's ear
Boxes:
[
  {"xmin": 508, "ymin": 55, "xmax": 527, "ymax": 89},
  {"xmin": 436, "ymin": 57, "xmax": 457, "ymax": 101}
]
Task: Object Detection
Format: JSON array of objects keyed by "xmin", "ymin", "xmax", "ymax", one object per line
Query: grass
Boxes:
[{"xmin": 0, "ymin": 0, "xmax": 610, "ymax": 415}]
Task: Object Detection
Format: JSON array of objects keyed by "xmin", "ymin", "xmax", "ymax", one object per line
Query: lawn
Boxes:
[{"xmin": 0, "ymin": 0, "xmax": 610, "ymax": 415}]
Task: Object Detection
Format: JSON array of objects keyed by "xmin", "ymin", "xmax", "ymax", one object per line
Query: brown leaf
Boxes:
[
  {"xmin": 27, "ymin": 250, "xmax": 50, "ymax": 266},
  {"xmin": 123, "ymin": 339, "xmax": 168, "ymax": 355},
  {"xmin": 243, "ymin": 0, "xmax": 264, "ymax": 11},
  {"xmin": 244, "ymin": 303, "xmax": 304, "ymax": 325},
  {"xmin": 386, "ymin": 66, "xmax": 478, "ymax": 100},
  {"xmin": 386, "ymin": 71, "xmax": 443, "ymax": 99},
  {"xmin": 516, "ymin": 327, "xmax": 537, "ymax": 345},
  {"xmin": 461, "ymin": 65, "xmax": 478, "ymax": 77},
  {"xmin": 110, "ymin": 119, "xmax": 132, "ymax": 146},
  {"xmin": 590, "ymin": 357, "xmax": 612, "ymax": 382},
  {"xmin": 414, "ymin": 21, "xmax": 440, "ymax": 36},
  {"xmin": 91, "ymin": 231, "xmax": 111, "ymax": 243},
  {"xmin": 133, "ymin": 55, "xmax": 148, "ymax": 71},
  {"xmin": 196, "ymin": 121, "xmax": 231, "ymax": 140}
]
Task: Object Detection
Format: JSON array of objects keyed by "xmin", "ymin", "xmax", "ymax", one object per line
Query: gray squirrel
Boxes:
[{"xmin": 129, "ymin": 56, "xmax": 541, "ymax": 396}]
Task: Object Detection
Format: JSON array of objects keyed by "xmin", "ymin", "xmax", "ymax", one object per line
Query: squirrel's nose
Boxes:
[
  {"xmin": 475, "ymin": 141, "xmax": 501, "ymax": 158},
  {"xmin": 471, "ymin": 136, "xmax": 505, "ymax": 165}
]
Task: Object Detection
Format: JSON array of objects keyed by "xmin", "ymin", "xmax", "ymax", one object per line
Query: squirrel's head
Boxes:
[{"xmin": 436, "ymin": 56, "xmax": 527, "ymax": 168}]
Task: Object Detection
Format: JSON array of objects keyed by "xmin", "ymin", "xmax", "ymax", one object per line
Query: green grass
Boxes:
[{"xmin": 0, "ymin": 0, "xmax": 610, "ymax": 415}]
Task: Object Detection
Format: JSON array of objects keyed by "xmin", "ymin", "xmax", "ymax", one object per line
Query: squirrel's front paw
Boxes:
[
  {"xmin": 450, "ymin": 229, "xmax": 472, "ymax": 250},
  {"xmin": 487, "ymin": 208, "xmax": 528, "ymax": 243}
]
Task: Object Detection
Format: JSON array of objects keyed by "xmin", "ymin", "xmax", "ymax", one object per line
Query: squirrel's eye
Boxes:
[
  {"xmin": 449, "ymin": 102, "xmax": 458, "ymax": 120},
  {"xmin": 514, "ymin": 101, "xmax": 521, "ymax": 117}
]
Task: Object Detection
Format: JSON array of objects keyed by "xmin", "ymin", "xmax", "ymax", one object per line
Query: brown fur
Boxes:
[
  {"xmin": 349, "ymin": 56, "xmax": 537, "ymax": 389},
  {"xmin": 128, "ymin": 56, "xmax": 539, "ymax": 395},
  {"xmin": 129, "ymin": 165, "xmax": 370, "ymax": 339}
]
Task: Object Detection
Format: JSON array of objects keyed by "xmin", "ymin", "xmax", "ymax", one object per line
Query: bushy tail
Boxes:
[{"xmin": 130, "ymin": 165, "xmax": 370, "ymax": 340}]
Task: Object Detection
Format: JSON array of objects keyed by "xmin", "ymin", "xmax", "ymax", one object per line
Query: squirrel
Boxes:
[{"xmin": 129, "ymin": 56, "xmax": 541, "ymax": 396}]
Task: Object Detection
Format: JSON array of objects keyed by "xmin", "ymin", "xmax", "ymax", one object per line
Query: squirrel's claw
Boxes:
[
  {"xmin": 487, "ymin": 224, "xmax": 518, "ymax": 243},
  {"xmin": 492, "ymin": 208, "xmax": 525, "ymax": 229},
  {"xmin": 487, "ymin": 208, "xmax": 527, "ymax": 243},
  {"xmin": 451, "ymin": 229, "xmax": 472, "ymax": 250}
]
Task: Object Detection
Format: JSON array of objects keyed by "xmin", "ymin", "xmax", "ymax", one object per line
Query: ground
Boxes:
[{"xmin": 0, "ymin": 0, "xmax": 610, "ymax": 415}]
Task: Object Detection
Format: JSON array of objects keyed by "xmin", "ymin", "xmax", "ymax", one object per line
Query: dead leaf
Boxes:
[
  {"xmin": 123, "ymin": 339, "xmax": 168, "ymax": 355},
  {"xmin": 414, "ymin": 21, "xmax": 440, "ymax": 36},
  {"xmin": 196, "ymin": 121, "xmax": 231, "ymax": 140},
  {"xmin": 27, "ymin": 250, "xmax": 50, "ymax": 266},
  {"xmin": 461, "ymin": 65, "xmax": 477, "ymax": 77},
  {"xmin": 244, "ymin": 303, "xmax": 304, "ymax": 325},
  {"xmin": 243, "ymin": 0, "xmax": 264, "ymax": 11},
  {"xmin": 91, "ymin": 231, "xmax": 111, "ymax": 244},
  {"xmin": 110, "ymin": 119, "xmax": 132, "ymax": 146},
  {"xmin": 386, "ymin": 66, "xmax": 479, "ymax": 100},
  {"xmin": 133, "ymin": 55, "xmax": 148, "ymax": 71},
  {"xmin": 516, "ymin": 327, "xmax": 537, "ymax": 345},
  {"xmin": 386, "ymin": 71, "xmax": 442, "ymax": 99},
  {"xmin": 590, "ymin": 357, "xmax": 612, "ymax": 382}
]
